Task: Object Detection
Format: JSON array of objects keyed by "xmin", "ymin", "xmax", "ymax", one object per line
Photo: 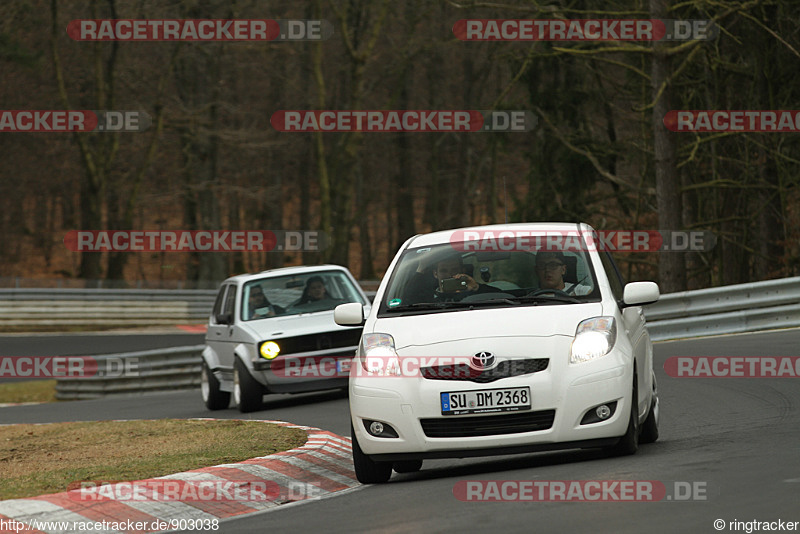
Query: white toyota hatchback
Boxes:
[{"xmin": 335, "ymin": 223, "xmax": 660, "ymax": 483}]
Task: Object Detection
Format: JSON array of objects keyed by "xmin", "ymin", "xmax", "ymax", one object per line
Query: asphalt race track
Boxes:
[{"xmin": 2, "ymin": 329, "xmax": 799, "ymax": 533}]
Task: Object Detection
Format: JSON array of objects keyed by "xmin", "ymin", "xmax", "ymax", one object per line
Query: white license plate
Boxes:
[{"xmin": 440, "ymin": 387, "xmax": 531, "ymax": 416}]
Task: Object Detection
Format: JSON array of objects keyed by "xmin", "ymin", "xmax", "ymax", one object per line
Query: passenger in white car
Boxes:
[
  {"xmin": 535, "ymin": 251, "xmax": 592, "ymax": 296},
  {"xmin": 298, "ymin": 276, "xmax": 332, "ymax": 303}
]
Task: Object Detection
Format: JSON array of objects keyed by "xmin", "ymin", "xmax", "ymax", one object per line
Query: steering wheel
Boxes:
[{"xmin": 526, "ymin": 288, "xmax": 572, "ymax": 298}]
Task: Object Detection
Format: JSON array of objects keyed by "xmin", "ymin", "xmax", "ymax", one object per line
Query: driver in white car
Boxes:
[
  {"xmin": 432, "ymin": 256, "xmax": 497, "ymax": 300},
  {"xmin": 247, "ymin": 286, "xmax": 284, "ymax": 319},
  {"xmin": 535, "ymin": 251, "xmax": 593, "ymax": 296}
]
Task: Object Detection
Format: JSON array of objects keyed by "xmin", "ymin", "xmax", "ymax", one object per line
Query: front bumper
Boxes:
[{"xmin": 350, "ymin": 348, "xmax": 632, "ymax": 457}]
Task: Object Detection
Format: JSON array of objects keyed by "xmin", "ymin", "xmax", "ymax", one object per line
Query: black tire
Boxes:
[
  {"xmin": 606, "ymin": 371, "xmax": 639, "ymax": 456},
  {"xmin": 351, "ymin": 424, "xmax": 392, "ymax": 484},
  {"xmin": 201, "ymin": 361, "xmax": 230, "ymax": 410},
  {"xmin": 233, "ymin": 358, "xmax": 264, "ymax": 413},
  {"xmin": 393, "ymin": 460, "xmax": 423, "ymax": 474},
  {"xmin": 640, "ymin": 375, "xmax": 659, "ymax": 444}
]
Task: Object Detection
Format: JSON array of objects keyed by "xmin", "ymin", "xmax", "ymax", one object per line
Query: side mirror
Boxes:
[
  {"xmin": 334, "ymin": 302, "xmax": 365, "ymax": 326},
  {"xmin": 215, "ymin": 313, "xmax": 232, "ymax": 325},
  {"xmin": 621, "ymin": 281, "xmax": 660, "ymax": 307}
]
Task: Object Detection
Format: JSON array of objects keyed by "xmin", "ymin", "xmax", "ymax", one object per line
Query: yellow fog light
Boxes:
[{"xmin": 260, "ymin": 341, "xmax": 281, "ymax": 360}]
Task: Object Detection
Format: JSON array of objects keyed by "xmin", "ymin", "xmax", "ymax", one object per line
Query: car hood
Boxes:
[
  {"xmin": 373, "ymin": 303, "xmax": 604, "ymax": 349},
  {"xmin": 239, "ymin": 311, "xmax": 351, "ymax": 340}
]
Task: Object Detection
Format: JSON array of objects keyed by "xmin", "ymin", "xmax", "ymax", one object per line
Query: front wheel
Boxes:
[
  {"xmin": 233, "ymin": 358, "xmax": 264, "ymax": 413},
  {"xmin": 605, "ymin": 372, "xmax": 639, "ymax": 456},
  {"xmin": 201, "ymin": 361, "xmax": 230, "ymax": 410},
  {"xmin": 351, "ymin": 424, "xmax": 392, "ymax": 484},
  {"xmin": 640, "ymin": 374, "xmax": 659, "ymax": 444}
]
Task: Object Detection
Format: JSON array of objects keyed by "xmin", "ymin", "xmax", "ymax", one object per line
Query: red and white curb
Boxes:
[{"xmin": 0, "ymin": 420, "xmax": 357, "ymax": 533}]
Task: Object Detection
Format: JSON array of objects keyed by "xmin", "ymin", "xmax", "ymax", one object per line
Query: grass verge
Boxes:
[
  {"xmin": 0, "ymin": 380, "xmax": 58, "ymax": 404},
  {"xmin": 0, "ymin": 419, "xmax": 307, "ymax": 500}
]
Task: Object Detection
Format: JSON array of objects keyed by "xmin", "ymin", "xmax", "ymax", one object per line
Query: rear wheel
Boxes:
[
  {"xmin": 393, "ymin": 460, "xmax": 423, "ymax": 474},
  {"xmin": 606, "ymin": 371, "xmax": 639, "ymax": 456},
  {"xmin": 351, "ymin": 424, "xmax": 392, "ymax": 484},
  {"xmin": 201, "ymin": 361, "xmax": 230, "ymax": 410},
  {"xmin": 233, "ymin": 358, "xmax": 264, "ymax": 413},
  {"xmin": 640, "ymin": 374, "xmax": 659, "ymax": 444}
]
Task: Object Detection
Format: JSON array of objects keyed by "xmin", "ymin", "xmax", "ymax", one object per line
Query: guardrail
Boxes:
[
  {"xmin": 40, "ymin": 276, "xmax": 800, "ymax": 398},
  {"xmin": 54, "ymin": 345, "xmax": 205, "ymax": 400},
  {"xmin": 0, "ymin": 284, "xmax": 379, "ymax": 329},
  {"xmin": 0, "ymin": 289, "xmax": 217, "ymax": 329},
  {"xmin": 644, "ymin": 276, "xmax": 800, "ymax": 341}
]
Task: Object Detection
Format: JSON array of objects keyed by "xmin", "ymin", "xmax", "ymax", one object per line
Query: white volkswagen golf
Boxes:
[
  {"xmin": 335, "ymin": 223, "xmax": 660, "ymax": 483},
  {"xmin": 202, "ymin": 265, "xmax": 371, "ymax": 413}
]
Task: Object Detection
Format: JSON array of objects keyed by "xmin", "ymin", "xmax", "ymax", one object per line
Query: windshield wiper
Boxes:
[
  {"xmin": 386, "ymin": 300, "xmax": 507, "ymax": 312},
  {"xmin": 458, "ymin": 298, "xmax": 519, "ymax": 306},
  {"xmin": 508, "ymin": 294, "xmax": 582, "ymax": 304},
  {"xmin": 385, "ymin": 302, "xmax": 463, "ymax": 312}
]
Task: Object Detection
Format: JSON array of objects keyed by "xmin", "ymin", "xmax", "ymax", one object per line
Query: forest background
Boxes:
[{"xmin": 1, "ymin": 0, "xmax": 798, "ymax": 293}]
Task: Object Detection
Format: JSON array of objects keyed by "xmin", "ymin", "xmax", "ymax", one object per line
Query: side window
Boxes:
[
  {"xmin": 212, "ymin": 285, "xmax": 228, "ymax": 320},
  {"xmin": 600, "ymin": 251, "xmax": 625, "ymax": 301},
  {"xmin": 223, "ymin": 285, "xmax": 237, "ymax": 320}
]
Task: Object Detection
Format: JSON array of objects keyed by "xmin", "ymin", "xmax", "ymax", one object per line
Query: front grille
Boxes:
[
  {"xmin": 420, "ymin": 410, "xmax": 556, "ymax": 438},
  {"xmin": 270, "ymin": 329, "xmax": 361, "ymax": 355},
  {"xmin": 420, "ymin": 358, "xmax": 549, "ymax": 384}
]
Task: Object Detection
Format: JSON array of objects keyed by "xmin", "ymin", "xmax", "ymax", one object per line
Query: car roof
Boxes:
[
  {"xmin": 221, "ymin": 264, "xmax": 353, "ymax": 285},
  {"xmin": 405, "ymin": 222, "xmax": 587, "ymax": 248}
]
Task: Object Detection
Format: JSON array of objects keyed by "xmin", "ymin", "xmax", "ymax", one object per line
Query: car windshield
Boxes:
[
  {"xmin": 378, "ymin": 242, "xmax": 599, "ymax": 316},
  {"xmin": 242, "ymin": 270, "xmax": 367, "ymax": 321}
]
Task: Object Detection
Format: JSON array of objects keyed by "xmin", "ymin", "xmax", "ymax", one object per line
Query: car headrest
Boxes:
[{"xmin": 564, "ymin": 255, "xmax": 578, "ymax": 284}]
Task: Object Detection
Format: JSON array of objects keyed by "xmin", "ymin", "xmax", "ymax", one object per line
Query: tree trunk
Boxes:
[
  {"xmin": 394, "ymin": 62, "xmax": 415, "ymax": 251},
  {"xmin": 175, "ymin": 42, "xmax": 226, "ymax": 285},
  {"xmin": 650, "ymin": 0, "xmax": 686, "ymax": 292}
]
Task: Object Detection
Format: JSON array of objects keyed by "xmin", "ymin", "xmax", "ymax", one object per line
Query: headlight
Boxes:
[
  {"xmin": 570, "ymin": 317, "xmax": 616, "ymax": 364},
  {"xmin": 259, "ymin": 341, "xmax": 281, "ymax": 360},
  {"xmin": 360, "ymin": 333, "xmax": 401, "ymax": 375}
]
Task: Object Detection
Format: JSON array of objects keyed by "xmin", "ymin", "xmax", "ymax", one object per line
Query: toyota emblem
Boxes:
[{"xmin": 472, "ymin": 351, "xmax": 495, "ymax": 369}]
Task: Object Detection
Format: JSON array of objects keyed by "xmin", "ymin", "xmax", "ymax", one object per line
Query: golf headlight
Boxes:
[
  {"xmin": 360, "ymin": 333, "xmax": 401, "ymax": 376},
  {"xmin": 570, "ymin": 317, "xmax": 616, "ymax": 364},
  {"xmin": 259, "ymin": 341, "xmax": 281, "ymax": 360}
]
